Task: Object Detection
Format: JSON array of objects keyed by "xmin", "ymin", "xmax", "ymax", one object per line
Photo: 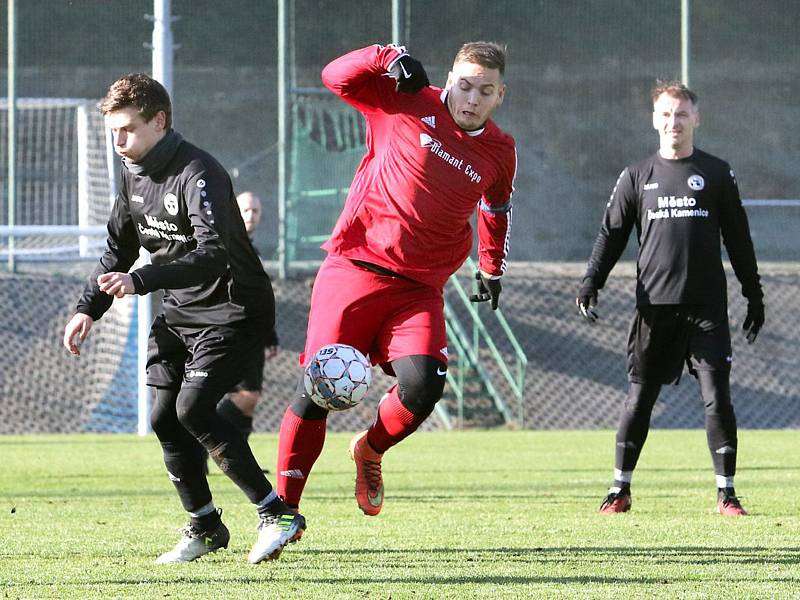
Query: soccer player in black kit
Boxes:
[
  {"xmin": 62, "ymin": 74, "xmax": 304, "ymax": 562},
  {"xmin": 576, "ymin": 80, "xmax": 764, "ymax": 516}
]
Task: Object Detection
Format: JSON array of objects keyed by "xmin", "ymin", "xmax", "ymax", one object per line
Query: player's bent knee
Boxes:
[
  {"xmin": 395, "ymin": 357, "xmax": 446, "ymax": 416},
  {"xmin": 398, "ymin": 379, "xmax": 444, "ymax": 415},
  {"xmin": 231, "ymin": 390, "xmax": 259, "ymax": 414},
  {"xmin": 150, "ymin": 402, "xmax": 174, "ymax": 438},
  {"xmin": 290, "ymin": 376, "xmax": 329, "ymax": 419},
  {"xmin": 150, "ymin": 387, "xmax": 181, "ymax": 438},
  {"xmin": 623, "ymin": 381, "xmax": 660, "ymax": 415},
  {"xmin": 174, "ymin": 387, "xmax": 220, "ymax": 432}
]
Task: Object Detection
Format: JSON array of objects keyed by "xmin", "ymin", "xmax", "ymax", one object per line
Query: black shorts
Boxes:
[
  {"xmin": 146, "ymin": 314, "xmax": 269, "ymax": 393},
  {"xmin": 627, "ymin": 304, "xmax": 732, "ymax": 385}
]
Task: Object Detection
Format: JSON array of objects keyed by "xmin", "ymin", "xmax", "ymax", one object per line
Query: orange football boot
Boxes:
[
  {"xmin": 349, "ymin": 430, "xmax": 384, "ymax": 516},
  {"xmin": 599, "ymin": 489, "xmax": 632, "ymax": 514},
  {"xmin": 717, "ymin": 490, "xmax": 747, "ymax": 516}
]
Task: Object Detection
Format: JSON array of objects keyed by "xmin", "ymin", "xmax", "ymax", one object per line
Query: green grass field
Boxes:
[{"xmin": 1, "ymin": 430, "xmax": 798, "ymax": 599}]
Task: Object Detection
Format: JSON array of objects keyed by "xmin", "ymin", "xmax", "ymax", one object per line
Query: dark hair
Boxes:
[
  {"xmin": 453, "ymin": 41, "xmax": 507, "ymax": 76},
  {"xmin": 100, "ymin": 73, "xmax": 172, "ymax": 129},
  {"xmin": 651, "ymin": 79, "xmax": 698, "ymax": 106}
]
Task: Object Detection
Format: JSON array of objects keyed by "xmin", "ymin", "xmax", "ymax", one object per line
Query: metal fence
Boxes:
[{"xmin": 1, "ymin": 261, "xmax": 797, "ymax": 433}]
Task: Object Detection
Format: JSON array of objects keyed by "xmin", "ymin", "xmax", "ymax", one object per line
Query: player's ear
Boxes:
[
  {"xmin": 496, "ymin": 83, "xmax": 506, "ymax": 107},
  {"xmin": 153, "ymin": 110, "xmax": 167, "ymax": 131},
  {"xmin": 445, "ymin": 71, "xmax": 455, "ymax": 90}
]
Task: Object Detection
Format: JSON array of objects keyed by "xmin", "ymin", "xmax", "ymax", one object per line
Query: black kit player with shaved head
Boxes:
[{"xmin": 576, "ymin": 80, "xmax": 764, "ymax": 517}]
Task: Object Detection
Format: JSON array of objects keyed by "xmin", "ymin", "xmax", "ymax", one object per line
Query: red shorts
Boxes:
[{"xmin": 301, "ymin": 255, "xmax": 448, "ymax": 371}]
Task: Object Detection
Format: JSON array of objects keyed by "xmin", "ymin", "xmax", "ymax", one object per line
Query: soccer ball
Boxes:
[{"xmin": 303, "ymin": 343, "xmax": 372, "ymax": 411}]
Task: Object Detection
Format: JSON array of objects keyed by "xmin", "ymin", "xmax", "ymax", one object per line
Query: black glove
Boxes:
[
  {"xmin": 389, "ymin": 54, "xmax": 430, "ymax": 94},
  {"xmin": 469, "ymin": 271, "xmax": 502, "ymax": 310},
  {"xmin": 743, "ymin": 300, "xmax": 764, "ymax": 344},
  {"xmin": 576, "ymin": 285, "xmax": 598, "ymax": 323}
]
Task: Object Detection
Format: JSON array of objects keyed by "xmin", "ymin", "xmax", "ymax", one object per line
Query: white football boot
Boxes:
[
  {"xmin": 155, "ymin": 518, "xmax": 230, "ymax": 564},
  {"xmin": 247, "ymin": 512, "xmax": 306, "ymax": 564}
]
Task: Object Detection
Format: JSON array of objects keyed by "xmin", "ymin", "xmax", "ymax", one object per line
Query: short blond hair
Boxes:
[
  {"xmin": 453, "ymin": 42, "xmax": 507, "ymax": 76},
  {"xmin": 651, "ymin": 79, "xmax": 698, "ymax": 106}
]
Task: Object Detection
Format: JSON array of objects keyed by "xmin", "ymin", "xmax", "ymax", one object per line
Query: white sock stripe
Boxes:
[
  {"xmin": 716, "ymin": 475, "xmax": 735, "ymax": 489},
  {"xmin": 188, "ymin": 502, "xmax": 216, "ymax": 518},
  {"xmin": 614, "ymin": 469, "xmax": 632, "ymax": 483}
]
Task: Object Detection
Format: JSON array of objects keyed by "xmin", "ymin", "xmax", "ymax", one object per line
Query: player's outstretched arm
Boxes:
[
  {"xmin": 321, "ymin": 45, "xmax": 425, "ymax": 113},
  {"xmin": 63, "ymin": 313, "xmax": 94, "ymax": 356}
]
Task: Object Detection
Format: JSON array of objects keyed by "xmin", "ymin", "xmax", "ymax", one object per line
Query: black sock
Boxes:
[
  {"xmin": 258, "ymin": 496, "xmax": 291, "ymax": 518},
  {"xmin": 612, "ymin": 481, "xmax": 631, "ymax": 493},
  {"xmin": 217, "ymin": 396, "xmax": 254, "ymax": 440},
  {"xmin": 191, "ymin": 509, "xmax": 221, "ymax": 534}
]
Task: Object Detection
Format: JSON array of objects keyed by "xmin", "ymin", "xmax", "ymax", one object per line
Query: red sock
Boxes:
[
  {"xmin": 367, "ymin": 385, "xmax": 428, "ymax": 454},
  {"xmin": 276, "ymin": 407, "xmax": 327, "ymax": 507}
]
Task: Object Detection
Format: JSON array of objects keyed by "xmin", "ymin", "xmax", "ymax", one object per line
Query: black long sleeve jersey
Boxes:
[
  {"xmin": 77, "ymin": 134, "xmax": 275, "ymax": 330},
  {"xmin": 583, "ymin": 148, "xmax": 762, "ymax": 307}
]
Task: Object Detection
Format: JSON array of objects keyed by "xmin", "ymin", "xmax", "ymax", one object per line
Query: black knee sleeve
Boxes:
[
  {"xmin": 392, "ymin": 355, "xmax": 447, "ymax": 417},
  {"xmin": 622, "ymin": 381, "xmax": 661, "ymax": 417},
  {"xmin": 174, "ymin": 386, "xmax": 271, "ymax": 504},
  {"xmin": 150, "ymin": 388, "xmax": 212, "ymax": 513},
  {"xmin": 150, "ymin": 386, "xmax": 181, "ymax": 439},
  {"xmin": 615, "ymin": 381, "xmax": 661, "ymax": 472},
  {"xmin": 698, "ymin": 370, "xmax": 738, "ymax": 476},
  {"xmin": 289, "ymin": 374, "xmax": 329, "ymax": 420},
  {"xmin": 175, "ymin": 386, "xmax": 224, "ymax": 437}
]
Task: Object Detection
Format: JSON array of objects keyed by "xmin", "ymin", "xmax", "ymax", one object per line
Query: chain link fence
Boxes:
[{"xmin": 1, "ymin": 261, "xmax": 796, "ymax": 433}]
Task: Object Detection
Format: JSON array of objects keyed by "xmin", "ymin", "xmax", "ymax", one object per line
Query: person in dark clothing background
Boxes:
[
  {"xmin": 216, "ymin": 191, "xmax": 279, "ymax": 444},
  {"xmin": 576, "ymin": 80, "xmax": 764, "ymax": 517},
  {"xmin": 62, "ymin": 73, "xmax": 304, "ymax": 563}
]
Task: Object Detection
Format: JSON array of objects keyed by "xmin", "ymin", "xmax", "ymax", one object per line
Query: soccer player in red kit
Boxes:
[{"xmin": 273, "ymin": 42, "xmax": 517, "ymax": 529}]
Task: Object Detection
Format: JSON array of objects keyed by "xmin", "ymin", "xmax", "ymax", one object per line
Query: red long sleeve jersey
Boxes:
[{"xmin": 321, "ymin": 45, "xmax": 517, "ymax": 290}]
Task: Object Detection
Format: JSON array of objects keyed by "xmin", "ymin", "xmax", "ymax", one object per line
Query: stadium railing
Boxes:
[{"xmin": 443, "ymin": 256, "xmax": 528, "ymax": 427}]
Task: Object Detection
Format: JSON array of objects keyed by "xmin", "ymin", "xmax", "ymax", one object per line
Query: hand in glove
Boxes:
[
  {"xmin": 389, "ymin": 54, "xmax": 430, "ymax": 94},
  {"xmin": 743, "ymin": 300, "xmax": 764, "ymax": 344},
  {"xmin": 576, "ymin": 286, "xmax": 599, "ymax": 323},
  {"xmin": 469, "ymin": 271, "xmax": 502, "ymax": 310}
]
